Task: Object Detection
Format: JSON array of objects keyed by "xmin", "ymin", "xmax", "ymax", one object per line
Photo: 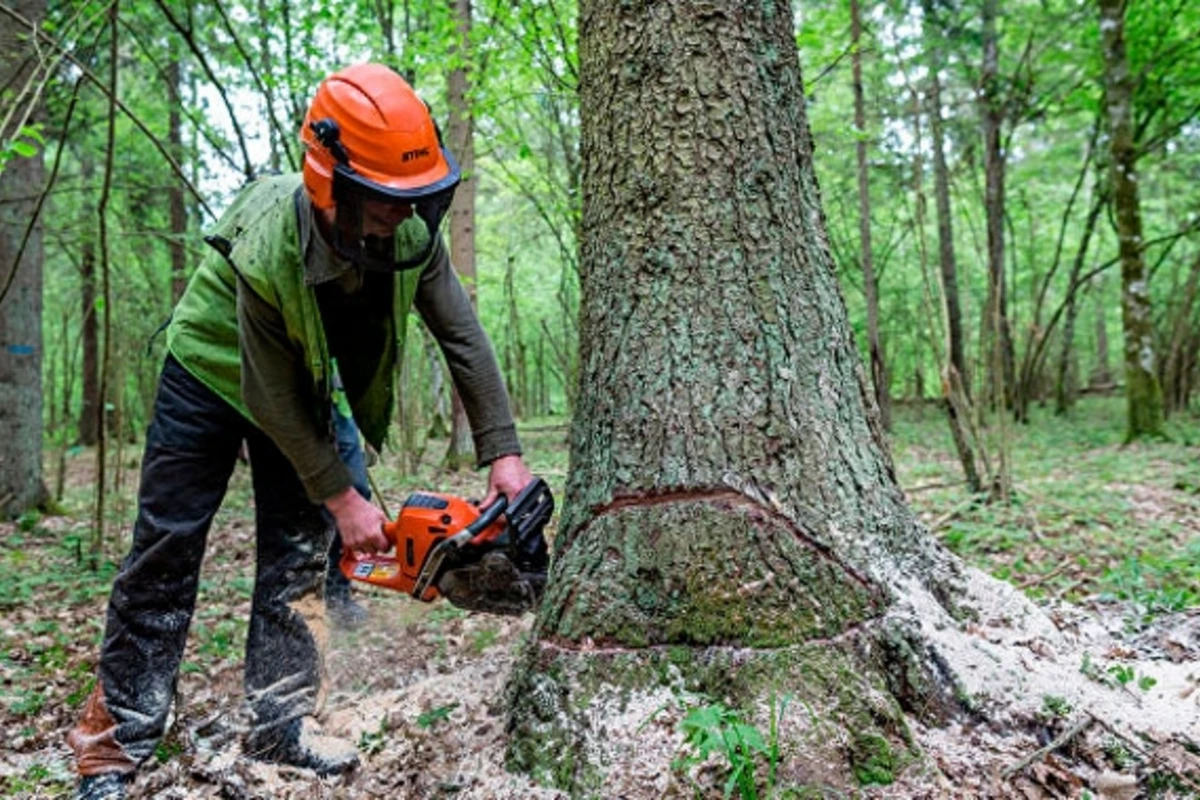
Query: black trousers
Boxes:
[{"xmin": 72, "ymin": 355, "xmax": 335, "ymax": 771}]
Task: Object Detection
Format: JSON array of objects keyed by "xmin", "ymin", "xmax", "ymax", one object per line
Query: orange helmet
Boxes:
[{"xmin": 301, "ymin": 64, "xmax": 460, "ymax": 270}]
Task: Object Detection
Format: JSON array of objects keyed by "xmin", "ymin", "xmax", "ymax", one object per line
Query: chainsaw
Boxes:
[{"xmin": 339, "ymin": 477, "xmax": 554, "ymax": 616}]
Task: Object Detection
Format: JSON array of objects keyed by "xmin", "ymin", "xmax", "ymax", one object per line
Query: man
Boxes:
[{"xmin": 69, "ymin": 64, "xmax": 532, "ymax": 799}]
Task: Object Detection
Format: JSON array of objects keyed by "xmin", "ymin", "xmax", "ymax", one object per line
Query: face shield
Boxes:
[{"xmin": 330, "ymin": 152, "xmax": 461, "ymax": 272}]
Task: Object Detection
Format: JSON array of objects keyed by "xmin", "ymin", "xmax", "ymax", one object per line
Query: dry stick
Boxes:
[
  {"xmin": 0, "ymin": 2, "xmax": 212, "ymax": 219},
  {"xmin": 1017, "ymin": 562, "xmax": 1067, "ymax": 590},
  {"xmin": 1091, "ymin": 715, "xmax": 1200, "ymax": 793},
  {"xmin": 1001, "ymin": 715, "xmax": 1093, "ymax": 779}
]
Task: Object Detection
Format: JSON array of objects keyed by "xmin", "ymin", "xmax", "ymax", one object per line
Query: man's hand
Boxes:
[
  {"xmin": 482, "ymin": 454, "xmax": 535, "ymax": 508},
  {"xmin": 325, "ymin": 487, "xmax": 389, "ymax": 554}
]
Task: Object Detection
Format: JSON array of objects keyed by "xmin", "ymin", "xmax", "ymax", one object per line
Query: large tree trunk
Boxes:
[
  {"xmin": 506, "ymin": 3, "xmax": 971, "ymax": 791},
  {"xmin": 444, "ymin": 0, "xmax": 477, "ymax": 470},
  {"xmin": 0, "ymin": 0, "xmax": 48, "ymax": 517},
  {"xmin": 1098, "ymin": 0, "xmax": 1165, "ymax": 440},
  {"xmin": 851, "ymin": 0, "xmax": 889, "ymax": 432}
]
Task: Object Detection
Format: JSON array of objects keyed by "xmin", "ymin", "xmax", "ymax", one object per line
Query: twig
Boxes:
[
  {"xmin": 906, "ymin": 479, "xmax": 968, "ymax": 495},
  {"xmin": 1002, "ymin": 715, "xmax": 1092, "ymax": 778},
  {"xmin": 1017, "ymin": 562, "xmax": 1067, "ymax": 590},
  {"xmin": 929, "ymin": 496, "xmax": 976, "ymax": 533},
  {"xmin": 1090, "ymin": 715, "xmax": 1200, "ymax": 793},
  {"xmin": 0, "ymin": 1, "xmax": 213, "ymax": 219}
]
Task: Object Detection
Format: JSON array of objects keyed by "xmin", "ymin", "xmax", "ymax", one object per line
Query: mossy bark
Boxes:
[
  {"xmin": 1098, "ymin": 0, "xmax": 1166, "ymax": 441},
  {"xmin": 507, "ymin": 2, "xmax": 966, "ymax": 794}
]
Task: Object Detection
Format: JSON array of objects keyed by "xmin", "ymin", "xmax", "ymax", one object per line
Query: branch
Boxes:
[
  {"xmin": 0, "ymin": 1, "xmax": 213, "ymax": 219},
  {"xmin": 209, "ymin": 0, "xmax": 297, "ymax": 170},
  {"xmin": 152, "ymin": 0, "xmax": 255, "ymax": 179},
  {"xmin": 0, "ymin": 76, "xmax": 83, "ymax": 309}
]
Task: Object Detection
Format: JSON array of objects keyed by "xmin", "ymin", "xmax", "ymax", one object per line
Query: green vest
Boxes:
[{"xmin": 166, "ymin": 174, "xmax": 422, "ymax": 449}]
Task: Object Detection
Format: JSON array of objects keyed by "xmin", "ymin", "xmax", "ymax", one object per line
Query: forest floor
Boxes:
[{"xmin": 1, "ymin": 396, "xmax": 1198, "ymax": 798}]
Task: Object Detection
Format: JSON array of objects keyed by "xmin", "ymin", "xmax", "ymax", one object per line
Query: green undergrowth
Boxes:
[{"xmin": 891, "ymin": 397, "xmax": 1200, "ymax": 621}]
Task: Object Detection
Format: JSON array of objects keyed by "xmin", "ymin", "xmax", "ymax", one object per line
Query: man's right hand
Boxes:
[{"xmin": 325, "ymin": 487, "xmax": 389, "ymax": 553}]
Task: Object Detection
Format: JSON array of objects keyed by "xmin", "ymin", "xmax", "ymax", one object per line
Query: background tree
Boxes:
[
  {"xmin": 0, "ymin": 0, "xmax": 49, "ymax": 517},
  {"xmin": 1098, "ymin": 0, "xmax": 1165, "ymax": 441}
]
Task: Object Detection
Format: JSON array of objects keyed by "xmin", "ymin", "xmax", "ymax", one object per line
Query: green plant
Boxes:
[
  {"xmin": 673, "ymin": 702, "xmax": 770, "ymax": 799},
  {"xmin": 1108, "ymin": 664, "xmax": 1136, "ymax": 686},
  {"xmin": 358, "ymin": 717, "xmax": 389, "ymax": 755},
  {"xmin": 416, "ymin": 702, "xmax": 459, "ymax": 729},
  {"xmin": 1137, "ymin": 674, "xmax": 1157, "ymax": 692},
  {"xmin": 470, "ymin": 626, "xmax": 500, "ymax": 654},
  {"xmin": 1040, "ymin": 695, "xmax": 1072, "ymax": 720}
]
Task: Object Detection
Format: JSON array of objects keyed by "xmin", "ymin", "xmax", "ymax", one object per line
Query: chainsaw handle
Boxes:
[{"xmin": 465, "ymin": 495, "xmax": 508, "ymax": 537}]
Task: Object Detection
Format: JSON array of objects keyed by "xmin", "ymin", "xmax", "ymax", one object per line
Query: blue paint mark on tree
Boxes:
[{"xmin": 6, "ymin": 344, "xmax": 35, "ymax": 355}]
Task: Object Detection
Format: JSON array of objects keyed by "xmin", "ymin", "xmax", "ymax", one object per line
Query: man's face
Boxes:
[{"xmin": 361, "ymin": 200, "xmax": 414, "ymax": 237}]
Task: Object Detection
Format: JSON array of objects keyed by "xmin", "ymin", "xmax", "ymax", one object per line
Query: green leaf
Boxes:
[{"xmin": 10, "ymin": 140, "xmax": 36, "ymax": 158}]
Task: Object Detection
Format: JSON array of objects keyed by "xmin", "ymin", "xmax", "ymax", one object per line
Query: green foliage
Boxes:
[
  {"xmin": 416, "ymin": 702, "xmax": 459, "ymax": 729},
  {"xmin": 672, "ymin": 695, "xmax": 791, "ymax": 800},
  {"xmin": 1040, "ymin": 695, "xmax": 1072, "ymax": 720},
  {"xmin": 358, "ymin": 717, "xmax": 390, "ymax": 755}
]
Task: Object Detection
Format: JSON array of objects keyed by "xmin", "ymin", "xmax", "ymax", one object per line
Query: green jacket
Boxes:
[{"xmin": 167, "ymin": 174, "xmax": 421, "ymax": 450}]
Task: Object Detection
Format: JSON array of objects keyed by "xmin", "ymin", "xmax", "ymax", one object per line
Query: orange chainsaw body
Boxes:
[{"xmin": 339, "ymin": 492, "xmax": 506, "ymax": 601}]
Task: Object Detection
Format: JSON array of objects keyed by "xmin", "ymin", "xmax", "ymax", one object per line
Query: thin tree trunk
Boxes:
[
  {"xmin": 1091, "ymin": 276, "xmax": 1113, "ymax": 388},
  {"xmin": 168, "ymin": 57, "xmax": 188, "ymax": 301},
  {"xmin": 0, "ymin": 0, "xmax": 48, "ymax": 517},
  {"xmin": 78, "ymin": 169, "xmax": 100, "ymax": 445},
  {"xmin": 911, "ymin": 86, "xmax": 981, "ymax": 494},
  {"xmin": 91, "ymin": 0, "xmax": 118, "ymax": 569},
  {"xmin": 923, "ymin": 0, "xmax": 970, "ymax": 402},
  {"xmin": 980, "ymin": 0, "xmax": 1013, "ymax": 500},
  {"xmin": 1054, "ymin": 191, "xmax": 1106, "ymax": 414},
  {"xmin": 1161, "ymin": 251, "xmax": 1200, "ymax": 414},
  {"xmin": 444, "ymin": 0, "xmax": 477, "ymax": 470},
  {"xmin": 1098, "ymin": 0, "xmax": 1165, "ymax": 440},
  {"xmin": 851, "ymin": 0, "xmax": 889, "ymax": 431}
]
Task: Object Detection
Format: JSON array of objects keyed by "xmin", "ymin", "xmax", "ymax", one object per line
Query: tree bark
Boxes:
[
  {"xmin": 444, "ymin": 0, "xmax": 477, "ymax": 470},
  {"xmin": 0, "ymin": 0, "xmax": 48, "ymax": 517},
  {"xmin": 506, "ymin": 3, "xmax": 971, "ymax": 792},
  {"xmin": 1098, "ymin": 0, "xmax": 1165, "ymax": 440},
  {"xmin": 851, "ymin": 0, "xmax": 889, "ymax": 432},
  {"xmin": 1090, "ymin": 276, "xmax": 1113, "ymax": 388},
  {"xmin": 78, "ymin": 205, "xmax": 99, "ymax": 446}
]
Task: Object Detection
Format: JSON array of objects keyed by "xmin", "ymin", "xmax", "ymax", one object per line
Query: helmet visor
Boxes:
[{"xmin": 330, "ymin": 148, "xmax": 461, "ymax": 271}]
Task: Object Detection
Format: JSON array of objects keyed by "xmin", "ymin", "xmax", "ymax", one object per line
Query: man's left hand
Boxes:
[{"xmin": 482, "ymin": 454, "xmax": 535, "ymax": 508}]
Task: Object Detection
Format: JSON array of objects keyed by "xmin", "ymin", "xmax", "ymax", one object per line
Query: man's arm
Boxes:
[
  {"xmin": 237, "ymin": 281, "xmax": 388, "ymax": 552},
  {"xmin": 414, "ymin": 239, "xmax": 532, "ymax": 502},
  {"xmin": 413, "ymin": 239, "xmax": 522, "ymax": 465}
]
